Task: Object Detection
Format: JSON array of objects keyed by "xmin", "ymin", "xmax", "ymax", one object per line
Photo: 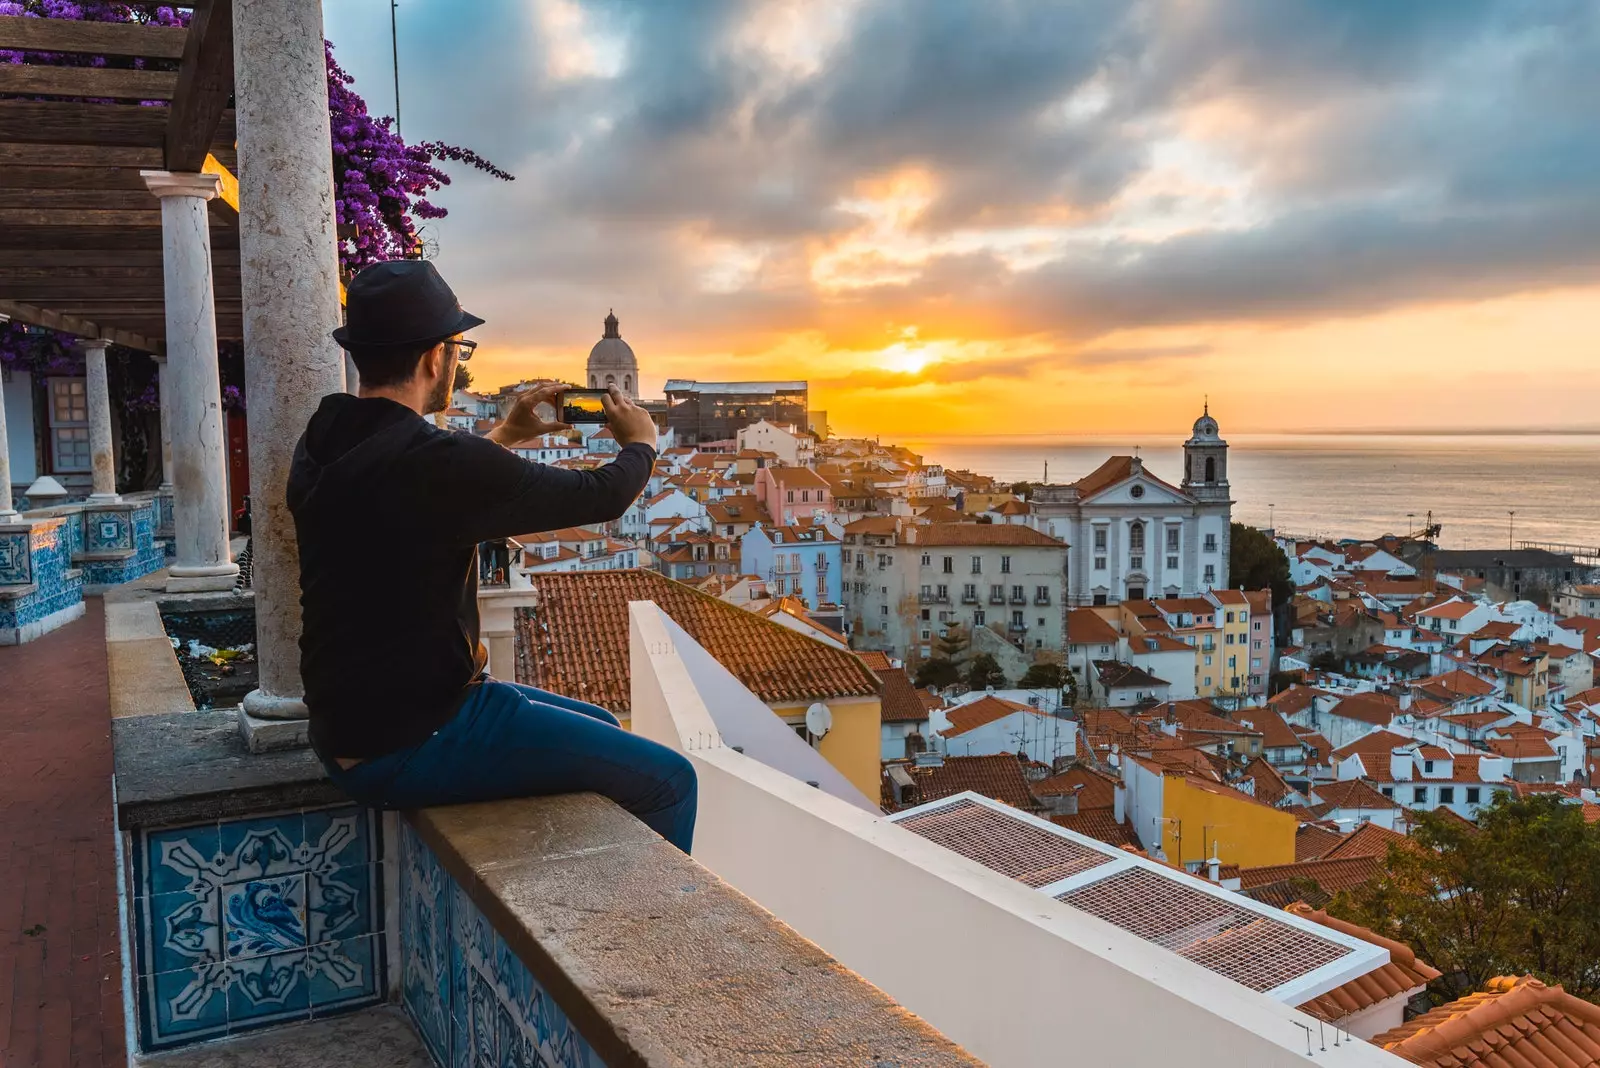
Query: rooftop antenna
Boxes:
[{"xmin": 390, "ymin": 0, "xmax": 402, "ymax": 136}]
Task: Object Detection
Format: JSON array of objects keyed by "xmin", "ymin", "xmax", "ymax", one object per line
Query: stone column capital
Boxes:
[
  {"xmin": 140, "ymin": 170, "xmax": 223, "ymax": 201},
  {"xmin": 73, "ymin": 337, "xmax": 114, "ymax": 354}
]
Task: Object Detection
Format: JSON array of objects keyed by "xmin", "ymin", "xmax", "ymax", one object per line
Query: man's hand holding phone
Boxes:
[
  {"xmin": 602, "ymin": 387, "xmax": 657, "ymax": 450},
  {"xmin": 486, "ymin": 381, "xmax": 569, "ymax": 446}
]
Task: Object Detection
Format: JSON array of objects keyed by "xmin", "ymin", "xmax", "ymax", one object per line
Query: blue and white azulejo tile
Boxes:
[{"xmin": 132, "ymin": 805, "xmax": 386, "ymax": 1051}]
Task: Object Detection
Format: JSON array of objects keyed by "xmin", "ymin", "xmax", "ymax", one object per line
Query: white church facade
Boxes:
[{"xmin": 1030, "ymin": 408, "xmax": 1233, "ymax": 607}]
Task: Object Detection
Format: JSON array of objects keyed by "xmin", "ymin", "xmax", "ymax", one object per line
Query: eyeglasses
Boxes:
[{"xmin": 446, "ymin": 339, "xmax": 477, "ymax": 362}]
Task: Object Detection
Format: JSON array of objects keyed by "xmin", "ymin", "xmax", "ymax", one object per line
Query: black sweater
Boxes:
[{"xmin": 288, "ymin": 394, "xmax": 655, "ymax": 758}]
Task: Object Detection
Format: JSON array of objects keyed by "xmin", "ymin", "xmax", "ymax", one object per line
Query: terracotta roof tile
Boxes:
[
  {"xmin": 1067, "ymin": 608, "xmax": 1120, "ymax": 646},
  {"xmin": 1295, "ymin": 823, "xmax": 1346, "ymax": 862},
  {"xmin": 1246, "ymin": 757, "xmax": 1295, "ymax": 807},
  {"xmin": 884, "ymin": 754, "xmax": 1040, "ymax": 812},
  {"xmin": 1322, "ymin": 821, "xmax": 1412, "ymax": 861},
  {"xmin": 1329, "ymin": 691, "xmax": 1401, "ymax": 727},
  {"xmin": 514, "ymin": 570, "xmax": 880, "ymax": 716},
  {"xmin": 1237, "ymin": 855, "xmax": 1387, "ymax": 898},
  {"xmin": 855, "ymin": 650, "xmax": 894, "ymax": 671},
  {"xmin": 1050, "ymin": 809, "xmax": 1138, "ymax": 849},
  {"xmin": 908, "ymin": 523, "xmax": 1064, "ymax": 547},
  {"xmin": 1238, "ymin": 706, "xmax": 1304, "ymax": 750},
  {"xmin": 1032, "ymin": 765, "xmax": 1117, "ymax": 809},
  {"xmin": 1287, "ymin": 905, "xmax": 1442, "ymax": 1025},
  {"xmin": 939, "ymin": 695, "xmax": 1043, "ymax": 737},
  {"xmin": 874, "ymin": 665, "xmax": 929, "ymax": 724},
  {"xmin": 1311, "ymin": 778, "xmax": 1402, "ymax": 814},
  {"xmin": 1373, "ymin": 976, "xmax": 1600, "ymax": 1067}
]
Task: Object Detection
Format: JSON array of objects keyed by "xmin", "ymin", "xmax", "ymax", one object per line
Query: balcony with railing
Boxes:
[
  {"xmin": 918, "ymin": 590, "xmax": 950, "ymax": 605},
  {"xmin": 1009, "ymin": 591, "xmax": 1027, "ymax": 605}
]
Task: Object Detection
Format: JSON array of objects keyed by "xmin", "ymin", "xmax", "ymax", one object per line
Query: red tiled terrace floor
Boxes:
[{"xmin": 0, "ymin": 600, "xmax": 126, "ymax": 1067}]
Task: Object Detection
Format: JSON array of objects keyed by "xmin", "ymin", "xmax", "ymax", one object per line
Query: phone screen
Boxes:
[{"xmin": 561, "ymin": 390, "xmax": 608, "ymax": 424}]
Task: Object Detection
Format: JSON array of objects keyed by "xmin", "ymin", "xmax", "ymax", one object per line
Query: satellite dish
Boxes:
[{"xmin": 805, "ymin": 702, "xmax": 832, "ymax": 739}]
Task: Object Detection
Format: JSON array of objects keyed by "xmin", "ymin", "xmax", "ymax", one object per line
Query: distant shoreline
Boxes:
[{"xmin": 890, "ymin": 428, "xmax": 1600, "ymax": 442}]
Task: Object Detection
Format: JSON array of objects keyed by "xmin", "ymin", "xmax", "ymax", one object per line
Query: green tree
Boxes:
[
  {"xmin": 965, "ymin": 653, "xmax": 1007, "ymax": 690},
  {"xmin": 1229, "ymin": 522, "xmax": 1293, "ymax": 610},
  {"xmin": 1018, "ymin": 663, "xmax": 1063, "ymax": 690},
  {"xmin": 453, "ymin": 364, "xmax": 473, "ymax": 392},
  {"xmin": 1009, "ymin": 481, "xmax": 1038, "ymax": 500},
  {"xmin": 1331, "ymin": 796, "xmax": 1600, "ymax": 1003},
  {"xmin": 915, "ymin": 658, "xmax": 961, "ymax": 689}
]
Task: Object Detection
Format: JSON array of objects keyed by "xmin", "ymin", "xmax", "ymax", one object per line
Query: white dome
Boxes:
[
  {"xmin": 1187, "ymin": 402, "xmax": 1223, "ymax": 444},
  {"xmin": 587, "ymin": 311, "xmax": 637, "ymax": 372}
]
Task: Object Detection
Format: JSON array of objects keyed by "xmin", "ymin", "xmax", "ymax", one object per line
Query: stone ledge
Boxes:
[
  {"xmin": 134, "ymin": 1006, "xmax": 430, "ymax": 1068},
  {"xmin": 409, "ymin": 794, "xmax": 983, "ymax": 1068},
  {"xmin": 113, "ymin": 710, "xmax": 344, "ymax": 829}
]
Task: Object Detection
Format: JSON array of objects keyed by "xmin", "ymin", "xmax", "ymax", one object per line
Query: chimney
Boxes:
[
  {"xmin": 1113, "ymin": 781, "xmax": 1126, "ymax": 824},
  {"xmin": 1390, "ymin": 748, "xmax": 1414, "ymax": 781},
  {"xmin": 1206, "ymin": 851, "xmax": 1221, "ymax": 884}
]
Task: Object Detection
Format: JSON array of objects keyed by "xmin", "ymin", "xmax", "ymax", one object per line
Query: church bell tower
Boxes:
[{"xmin": 1182, "ymin": 401, "xmax": 1230, "ymax": 503}]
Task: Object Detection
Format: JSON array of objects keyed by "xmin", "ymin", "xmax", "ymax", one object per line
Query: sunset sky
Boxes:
[{"xmin": 323, "ymin": 0, "xmax": 1600, "ymax": 438}]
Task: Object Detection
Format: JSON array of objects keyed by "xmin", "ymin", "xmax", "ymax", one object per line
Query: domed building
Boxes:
[{"xmin": 586, "ymin": 310, "xmax": 639, "ymax": 400}]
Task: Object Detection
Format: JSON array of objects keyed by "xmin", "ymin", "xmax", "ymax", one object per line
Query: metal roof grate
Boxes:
[
  {"xmin": 895, "ymin": 798, "xmax": 1111, "ymax": 887},
  {"xmin": 1058, "ymin": 868, "xmax": 1353, "ymax": 992}
]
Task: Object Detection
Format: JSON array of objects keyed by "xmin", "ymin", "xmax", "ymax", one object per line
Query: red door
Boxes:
[{"xmin": 226, "ymin": 410, "xmax": 250, "ymax": 533}]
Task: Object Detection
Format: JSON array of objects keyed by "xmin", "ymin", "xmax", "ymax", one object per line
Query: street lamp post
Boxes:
[{"xmin": 1509, "ymin": 510, "xmax": 1517, "ymax": 550}]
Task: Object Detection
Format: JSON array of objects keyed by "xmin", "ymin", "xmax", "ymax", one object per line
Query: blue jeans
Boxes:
[{"xmin": 319, "ymin": 681, "xmax": 697, "ymax": 853}]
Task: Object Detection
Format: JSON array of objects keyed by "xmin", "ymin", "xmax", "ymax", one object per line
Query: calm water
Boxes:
[{"xmin": 897, "ymin": 434, "xmax": 1600, "ymax": 552}]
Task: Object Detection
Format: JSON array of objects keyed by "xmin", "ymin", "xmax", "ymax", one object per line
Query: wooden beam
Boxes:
[
  {"xmin": 0, "ymin": 249, "xmax": 242, "ymax": 268},
  {"xmin": 0, "ymin": 65, "xmax": 179, "ymax": 101},
  {"xmin": 0, "ymin": 15, "xmax": 188, "ymax": 59},
  {"xmin": 165, "ymin": 0, "xmax": 234, "ymax": 171},
  {"xmin": 202, "ymin": 153, "xmax": 240, "ymax": 216},
  {"xmin": 0, "ymin": 166, "xmax": 155, "ymax": 191},
  {"xmin": 0, "ymin": 101, "xmax": 169, "ymax": 148},
  {"xmin": 0, "ymin": 190, "xmax": 157, "ymax": 210},
  {"xmin": 0, "ymin": 208, "xmax": 164, "ymax": 228},
  {"xmin": 0, "ymin": 226, "xmax": 238, "ymax": 252},
  {"xmin": 0, "ymin": 143, "xmax": 163, "ymax": 168},
  {"xmin": 1, "ymin": 286, "xmax": 243, "ymax": 302},
  {"xmin": 0, "ymin": 299, "xmax": 161, "ymax": 353}
]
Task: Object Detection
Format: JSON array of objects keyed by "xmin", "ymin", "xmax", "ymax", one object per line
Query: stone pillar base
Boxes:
[
  {"xmin": 236, "ymin": 704, "xmax": 310, "ymax": 753},
  {"xmin": 243, "ymin": 687, "xmax": 308, "ymax": 721},
  {"xmin": 166, "ymin": 563, "xmax": 240, "ymax": 593}
]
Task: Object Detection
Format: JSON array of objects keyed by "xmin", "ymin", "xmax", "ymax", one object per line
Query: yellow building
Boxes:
[
  {"xmin": 1209, "ymin": 589, "xmax": 1254, "ymax": 700},
  {"xmin": 1125, "ymin": 757, "xmax": 1296, "ymax": 869}
]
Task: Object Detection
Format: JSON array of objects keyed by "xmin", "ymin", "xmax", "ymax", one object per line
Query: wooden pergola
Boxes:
[{"xmin": 0, "ymin": 3, "xmax": 241, "ymax": 353}]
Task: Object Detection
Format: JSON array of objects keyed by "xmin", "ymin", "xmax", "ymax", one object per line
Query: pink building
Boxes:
[{"xmin": 755, "ymin": 466, "xmax": 832, "ymax": 525}]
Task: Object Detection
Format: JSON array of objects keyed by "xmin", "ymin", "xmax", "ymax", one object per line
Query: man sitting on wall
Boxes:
[{"xmin": 288, "ymin": 260, "xmax": 696, "ymax": 853}]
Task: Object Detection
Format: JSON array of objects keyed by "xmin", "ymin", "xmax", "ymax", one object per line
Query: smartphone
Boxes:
[{"xmin": 560, "ymin": 389, "xmax": 609, "ymax": 424}]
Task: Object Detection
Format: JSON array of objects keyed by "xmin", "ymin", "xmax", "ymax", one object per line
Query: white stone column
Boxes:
[
  {"xmin": 0, "ymin": 369, "xmax": 15, "ymax": 518},
  {"xmin": 80, "ymin": 340, "xmax": 119, "ymax": 502},
  {"xmin": 143, "ymin": 170, "xmax": 239, "ymax": 592},
  {"xmin": 233, "ymin": 0, "xmax": 346, "ymax": 723},
  {"xmin": 153, "ymin": 353, "xmax": 174, "ymax": 493}
]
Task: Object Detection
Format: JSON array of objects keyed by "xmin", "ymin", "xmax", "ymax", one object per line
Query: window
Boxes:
[
  {"xmin": 974, "ymin": 611, "xmax": 985, "ymax": 626},
  {"xmin": 775, "ymin": 578, "xmax": 787, "ymax": 594},
  {"xmin": 1225, "ymin": 611, "xmax": 1234, "ymax": 624},
  {"xmin": 963, "ymin": 583, "xmax": 977, "ymax": 600},
  {"xmin": 1011, "ymin": 611, "xmax": 1024, "ymax": 627},
  {"xmin": 920, "ymin": 553, "xmax": 931, "ymax": 566},
  {"xmin": 1130, "ymin": 555, "xmax": 1143, "ymax": 570},
  {"xmin": 1127, "ymin": 586, "xmax": 1144, "ymax": 601},
  {"xmin": 1466, "ymin": 787, "xmax": 1481, "ymax": 804},
  {"xmin": 1251, "ymin": 658, "xmax": 1261, "ymax": 669},
  {"xmin": 1253, "ymin": 639, "xmax": 1263, "ymax": 650},
  {"xmin": 800, "ymin": 490, "xmax": 809, "ymax": 502},
  {"xmin": 879, "ymin": 605, "xmax": 887, "ymax": 616},
  {"xmin": 1204, "ymin": 655, "xmax": 1213, "ymax": 667},
  {"xmin": 1203, "ymin": 533, "xmax": 1218, "ymax": 552},
  {"xmin": 943, "ymin": 556, "xmax": 953, "ymax": 574},
  {"xmin": 1011, "ymin": 585, "xmax": 1024, "ymax": 601},
  {"xmin": 1413, "ymin": 786, "xmax": 1428, "ymax": 804},
  {"xmin": 1253, "ymin": 621, "xmax": 1263, "ymax": 631},
  {"xmin": 990, "ymin": 583, "xmax": 1004, "ymax": 600},
  {"xmin": 1203, "ymin": 564, "xmax": 1216, "ymax": 584},
  {"xmin": 1001, "ymin": 555, "xmax": 1012, "ymax": 573},
  {"xmin": 971, "ymin": 555, "xmax": 982, "ymax": 574},
  {"xmin": 1094, "ymin": 556, "xmax": 1107, "ymax": 570},
  {"xmin": 1093, "ymin": 594, "xmax": 1108, "ymax": 606},
  {"xmin": 786, "ymin": 490, "xmax": 794, "ymax": 503},
  {"xmin": 1129, "ymin": 523, "xmax": 1145, "ymax": 552},
  {"xmin": 1035, "ymin": 585, "xmax": 1049, "ymax": 601},
  {"xmin": 1382, "ymin": 786, "xmax": 1394, "ymax": 798},
  {"xmin": 1423, "ymin": 759, "xmax": 1434, "ymax": 774},
  {"xmin": 1093, "ymin": 528, "xmax": 1107, "ymax": 551},
  {"xmin": 843, "ymin": 550, "xmax": 851, "ymax": 564},
  {"xmin": 1226, "ymin": 633, "xmax": 1235, "ymax": 645},
  {"xmin": 1166, "ymin": 556, "xmax": 1179, "ymax": 570},
  {"xmin": 936, "ymin": 584, "xmax": 948, "ymax": 600},
  {"xmin": 1439, "ymin": 787, "xmax": 1455, "ymax": 804},
  {"xmin": 1037, "ymin": 617, "xmax": 1045, "ymax": 626},
  {"xmin": 48, "ymin": 378, "xmax": 90, "ymax": 472},
  {"xmin": 878, "ymin": 554, "xmax": 889, "ymax": 570},
  {"xmin": 1204, "ymin": 676, "xmax": 1212, "ymax": 687}
]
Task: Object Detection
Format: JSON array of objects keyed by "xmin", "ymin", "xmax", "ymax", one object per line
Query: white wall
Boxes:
[{"xmin": 628, "ymin": 602, "xmax": 1407, "ymax": 1068}]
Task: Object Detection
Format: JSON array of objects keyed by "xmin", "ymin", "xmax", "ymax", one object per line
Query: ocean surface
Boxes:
[{"xmin": 897, "ymin": 434, "xmax": 1600, "ymax": 552}]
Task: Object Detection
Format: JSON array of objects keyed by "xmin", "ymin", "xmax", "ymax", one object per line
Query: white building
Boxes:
[
  {"xmin": 929, "ymin": 693, "xmax": 1074, "ymax": 766},
  {"xmin": 1030, "ymin": 407, "xmax": 1233, "ymax": 606},
  {"xmin": 622, "ymin": 487, "xmax": 703, "ymax": 539},
  {"xmin": 842, "ymin": 521, "xmax": 1068, "ymax": 663},
  {"xmin": 736, "ymin": 419, "xmax": 814, "ymax": 468}
]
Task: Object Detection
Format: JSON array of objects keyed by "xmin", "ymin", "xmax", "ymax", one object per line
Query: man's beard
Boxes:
[{"xmin": 424, "ymin": 359, "xmax": 454, "ymax": 414}]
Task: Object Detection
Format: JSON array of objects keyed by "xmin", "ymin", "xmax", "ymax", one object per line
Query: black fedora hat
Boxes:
[{"xmin": 331, "ymin": 260, "xmax": 485, "ymax": 350}]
